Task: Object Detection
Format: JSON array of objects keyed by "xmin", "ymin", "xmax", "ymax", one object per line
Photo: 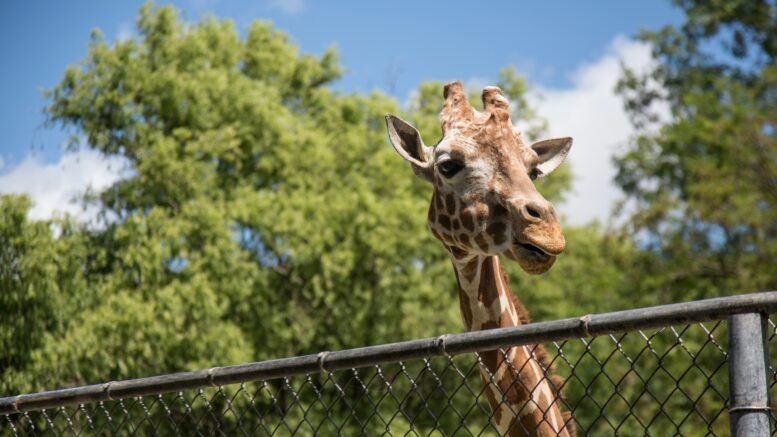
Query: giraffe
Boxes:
[{"xmin": 385, "ymin": 81, "xmax": 576, "ymax": 436}]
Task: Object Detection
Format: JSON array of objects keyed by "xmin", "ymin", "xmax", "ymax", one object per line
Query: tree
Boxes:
[
  {"xmin": 0, "ymin": 195, "xmax": 89, "ymax": 393},
  {"xmin": 615, "ymin": 0, "xmax": 777, "ymax": 303},
  {"xmin": 28, "ymin": 3, "xmax": 467, "ymax": 391},
  {"xmin": 1, "ymin": 3, "xmax": 645, "ymax": 434},
  {"xmin": 591, "ymin": 3, "xmax": 777, "ymax": 434}
]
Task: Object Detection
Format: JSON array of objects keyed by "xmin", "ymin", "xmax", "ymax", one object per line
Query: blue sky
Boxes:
[{"xmin": 0, "ymin": 1, "xmax": 683, "ymax": 223}]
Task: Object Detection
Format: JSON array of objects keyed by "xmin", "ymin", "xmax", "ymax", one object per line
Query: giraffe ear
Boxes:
[
  {"xmin": 530, "ymin": 137, "xmax": 573, "ymax": 177},
  {"xmin": 385, "ymin": 114, "xmax": 434, "ymax": 183}
]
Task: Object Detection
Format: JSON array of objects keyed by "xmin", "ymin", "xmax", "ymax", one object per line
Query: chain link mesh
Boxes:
[{"xmin": 3, "ymin": 320, "xmax": 776, "ymax": 436}]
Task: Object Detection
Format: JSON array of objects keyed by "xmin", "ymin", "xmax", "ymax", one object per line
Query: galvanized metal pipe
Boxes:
[
  {"xmin": 728, "ymin": 312, "xmax": 771, "ymax": 436},
  {"xmin": 2, "ymin": 291, "xmax": 777, "ymax": 416}
]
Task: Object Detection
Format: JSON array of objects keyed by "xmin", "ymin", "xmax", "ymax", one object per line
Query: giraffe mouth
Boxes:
[
  {"xmin": 517, "ymin": 242, "xmax": 548, "ymax": 257},
  {"xmin": 510, "ymin": 240, "xmax": 557, "ymax": 274}
]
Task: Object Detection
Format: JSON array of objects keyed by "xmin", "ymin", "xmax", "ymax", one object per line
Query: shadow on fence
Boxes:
[{"xmin": 3, "ymin": 292, "xmax": 777, "ymax": 436}]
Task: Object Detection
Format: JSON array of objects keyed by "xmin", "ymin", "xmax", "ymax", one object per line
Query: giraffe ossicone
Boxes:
[{"xmin": 386, "ymin": 81, "xmax": 576, "ymax": 436}]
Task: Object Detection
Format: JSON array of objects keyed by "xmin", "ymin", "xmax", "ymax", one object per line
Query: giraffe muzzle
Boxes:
[
  {"xmin": 515, "ymin": 214, "xmax": 566, "ymax": 256},
  {"xmin": 508, "ymin": 220, "xmax": 565, "ymax": 274}
]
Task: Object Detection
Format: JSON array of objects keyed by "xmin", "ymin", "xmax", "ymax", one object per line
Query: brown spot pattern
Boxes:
[
  {"xmin": 461, "ymin": 209, "xmax": 475, "ymax": 231},
  {"xmin": 459, "ymin": 298, "xmax": 474, "ymax": 330},
  {"xmin": 450, "ymin": 246, "xmax": 469, "ymax": 260},
  {"xmin": 487, "ymin": 221, "xmax": 507, "ymax": 246},
  {"xmin": 475, "ymin": 234, "xmax": 490, "ymax": 252},
  {"xmin": 454, "ymin": 269, "xmax": 474, "ymax": 329},
  {"xmin": 482, "ymin": 376, "xmax": 503, "ymax": 425},
  {"xmin": 445, "ymin": 193, "xmax": 456, "ymax": 215},
  {"xmin": 475, "ymin": 202, "xmax": 489, "ymax": 222},
  {"xmin": 459, "ymin": 258, "xmax": 480, "ymax": 282},
  {"xmin": 478, "ymin": 257, "xmax": 501, "ymax": 308},
  {"xmin": 492, "ymin": 202, "xmax": 509, "ymax": 218},
  {"xmin": 434, "ymin": 193, "xmax": 443, "ymax": 210}
]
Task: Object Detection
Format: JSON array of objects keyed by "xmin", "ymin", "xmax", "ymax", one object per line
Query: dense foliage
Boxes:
[
  {"xmin": 616, "ymin": 0, "xmax": 777, "ymax": 305},
  {"xmin": 2, "ymin": 4, "xmax": 586, "ymax": 394}
]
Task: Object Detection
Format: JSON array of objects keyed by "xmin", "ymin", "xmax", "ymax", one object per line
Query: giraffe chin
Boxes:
[{"xmin": 506, "ymin": 243, "xmax": 557, "ymax": 275}]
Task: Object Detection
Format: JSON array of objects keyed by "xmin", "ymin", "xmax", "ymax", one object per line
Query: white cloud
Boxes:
[
  {"xmin": 0, "ymin": 149, "xmax": 127, "ymax": 222},
  {"xmin": 531, "ymin": 35, "xmax": 666, "ymax": 225},
  {"xmin": 266, "ymin": 0, "xmax": 305, "ymax": 14},
  {"xmin": 116, "ymin": 22, "xmax": 135, "ymax": 43}
]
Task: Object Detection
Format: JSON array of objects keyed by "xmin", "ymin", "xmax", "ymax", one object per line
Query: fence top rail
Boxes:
[{"xmin": 2, "ymin": 290, "xmax": 776, "ymax": 415}]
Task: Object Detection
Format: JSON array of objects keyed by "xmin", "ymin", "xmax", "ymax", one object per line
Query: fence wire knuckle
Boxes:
[{"xmin": 3, "ymin": 291, "xmax": 777, "ymax": 435}]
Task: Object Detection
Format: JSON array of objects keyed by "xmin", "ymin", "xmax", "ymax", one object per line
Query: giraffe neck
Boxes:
[
  {"xmin": 451, "ymin": 254, "xmax": 523, "ymax": 332},
  {"xmin": 450, "ymin": 253, "xmax": 572, "ymax": 437}
]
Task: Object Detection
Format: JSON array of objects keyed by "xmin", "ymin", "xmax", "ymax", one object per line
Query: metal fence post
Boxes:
[{"xmin": 728, "ymin": 312, "xmax": 771, "ymax": 436}]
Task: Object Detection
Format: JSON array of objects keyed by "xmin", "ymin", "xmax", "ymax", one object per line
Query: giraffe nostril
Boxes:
[{"xmin": 525, "ymin": 205, "xmax": 542, "ymax": 220}]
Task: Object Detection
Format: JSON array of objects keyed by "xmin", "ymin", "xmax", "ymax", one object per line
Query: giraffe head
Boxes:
[{"xmin": 386, "ymin": 81, "xmax": 572, "ymax": 274}]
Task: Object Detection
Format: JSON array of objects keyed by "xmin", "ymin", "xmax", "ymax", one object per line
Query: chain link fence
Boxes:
[{"xmin": 3, "ymin": 292, "xmax": 777, "ymax": 436}]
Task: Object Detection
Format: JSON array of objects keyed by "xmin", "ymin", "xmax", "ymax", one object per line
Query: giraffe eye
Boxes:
[
  {"xmin": 529, "ymin": 168, "xmax": 540, "ymax": 181},
  {"xmin": 438, "ymin": 159, "xmax": 464, "ymax": 178}
]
